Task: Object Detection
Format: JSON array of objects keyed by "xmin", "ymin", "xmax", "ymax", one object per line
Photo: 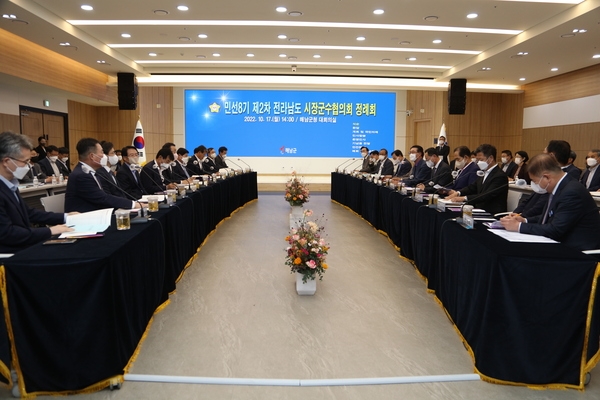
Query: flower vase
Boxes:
[
  {"xmin": 289, "ymin": 205, "xmax": 303, "ymax": 229},
  {"xmin": 295, "ymin": 272, "xmax": 317, "ymax": 295}
]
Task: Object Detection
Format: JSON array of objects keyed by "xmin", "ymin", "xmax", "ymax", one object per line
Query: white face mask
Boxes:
[
  {"xmin": 425, "ymin": 159, "xmax": 435, "ymax": 168},
  {"xmin": 48, "ymin": 156, "xmax": 58, "ymax": 162},
  {"xmin": 455, "ymin": 159, "xmax": 466, "ymax": 169},
  {"xmin": 108, "ymin": 155, "xmax": 119, "ymax": 165},
  {"xmin": 361, "ymin": 152, "xmax": 367, "ymax": 157},
  {"xmin": 438, "ymin": 141, "xmax": 444, "ymax": 146},
  {"xmin": 409, "ymin": 153, "xmax": 417, "ymax": 162},
  {"xmin": 129, "ymin": 156, "xmax": 139, "ymax": 165},
  {"xmin": 61, "ymin": 157, "xmax": 68, "ymax": 163},
  {"xmin": 530, "ymin": 178, "xmax": 548, "ymax": 194},
  {"xmin": 501, "ymin": 157, "xmax": 508, "ymax": 164},
  {"xmin": 8, "ymin": 159, "xmax": 31, "ymax": 180},
  {"xmin": 117, "ymin": 155, "xmax": 123, "ymax": 161},
  {"xmin": 392, "ymin": 158, "xmax": 400, "ymax": 165},
  {"xmin": 514, "ymin": 157, "xmax": 522, "ymax": 165},
  {"xmin": 378, "ymin": 155, "xmax": 385, "ymax": 161},
  {"xmin": 182, "ymin": 156, "xmax": 189, "ymax": 165},
  {"xmin": 221, "ymin": 154, "xmax": 227, "ymax": 159},
  {"xmin": 209, "ymin": 153, "xmax": 216, "ymax": 159},
  {"xmin": 471, "ymin": 157, "xmax": 477, "ymax": 163},
  {"xmin": 160, "ymin": 162, "xmax": 170, "ymax": 170},
  {"xmin": 477, "ymin": 160, "xmax": 489, "ymax": 171},
  {"xmin": 99, "ymin": 154, "xmax": 108, "ymax": 167},
  {"xmin": 587, "ymin": 158, "xmax": 598, "ymax": 167}
]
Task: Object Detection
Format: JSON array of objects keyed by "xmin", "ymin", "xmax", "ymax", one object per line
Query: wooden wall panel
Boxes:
[
  {"xmin": 524, "ymin": 64, "xmax": 600, "ymax": 108},
  {"xmin": 0, "ymin": 113, "xmax": 20, "ymax": 133}
]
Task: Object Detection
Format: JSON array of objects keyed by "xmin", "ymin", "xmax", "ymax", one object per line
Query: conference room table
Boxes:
[
  {"xmin": 0, "ymin": 172, "xmax": 257, "ymax": 397},
  {"xmin": 331, "ymin": 172, "xmax": 600, "ymax": 389}
]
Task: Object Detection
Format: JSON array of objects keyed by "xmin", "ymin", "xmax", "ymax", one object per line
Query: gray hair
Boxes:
[{"xmin": 0, "ymin": 131, "xmax": 33, "ymax": 160}]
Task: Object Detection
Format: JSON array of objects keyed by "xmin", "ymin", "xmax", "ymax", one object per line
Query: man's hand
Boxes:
[
  {"xmin": 500, "ymin": 214, "xmax": 525, "ymax": 231},
  {"xmin": 50, "ymin": 225, "xmax": 74, "ymax": 235}
]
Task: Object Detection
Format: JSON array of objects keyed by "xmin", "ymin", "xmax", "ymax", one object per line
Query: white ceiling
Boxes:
[{"xmin": 1, "ymin": 0, "xmax": 599, "ymax": 92}]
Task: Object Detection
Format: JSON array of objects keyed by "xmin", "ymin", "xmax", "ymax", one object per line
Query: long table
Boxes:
[
  {"xmin": 0, "ymin": 172, "xmax": 258, "ymax": 396},
  {"xmin": 331, "ymin": 172, "xmax": 600, "ymax": 389}
]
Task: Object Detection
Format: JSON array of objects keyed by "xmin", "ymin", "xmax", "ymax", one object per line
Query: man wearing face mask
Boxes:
[
  {"xmin": 203, "ymin": 147, "xmax": 219, "ymax": 174},
  {"xmin": 65, "ymin": 138, "xmax": 137, "ymax": 213},
  {"xmin": 580, "ymin": 149, "xmax": 600, "ymax": 191},
  {"xmin": 38, "ymin": 145, "xmax": 63, "ymax": 179},
  {"xmin": 141, "ymin": 148, "xmax": 178, "ymax": 194},
  {"xmin": 401, "ymin": 145, "xmax": 430, "ymax": 187},
  {"xmin": 446, "ymin": 144, "xmax": 508, "ymax": 215},
  {"xmin": 376, "ymin": 148, "xmax": 394, "ymax": 177},
  {"xmin": 188, "ymin": 145, "xmax": 209, "ymax": 176},
  {"xmin": 116, "ymin": 146, "xmax": 146, "ymax": 200},
  {"xmin": 215, "ymin": 146, "xmax": 229, "ymax": 169},
  {"xmin": 33, "ymin": 136, "xmax": 48, "ymax": 163},
  {"xmin": 437, "ymin": 135, "xmax": 450, "ymax": 164},
  {"xmin": 500, "ymin": 150, "xmax": 518, "ymax": 179},
  {"xmin": 500, "ymin": 154, "xmax": 600, "ymax": 251},
  {"xmin": 0, "ymin": 131, "xmax": 73, "ymax": 252},
  {"xmin": 391, "ymin": 150, "xmax": 411, "ymax": 178},
  {"xmin": 367, "ymin": 150, "xmax": 380, "ymax": 173},
  {"xmin": 57, "ymin": 147, "xmax": 71, "ymax": 176},
  {"xmin": 95, "ymin": 141, "xmax": 125, "ymax": 198},
  {"xmin": 173, "ymin": 147, "xmax": 192, "ymax": 180},
  {"xmin": 446, "ymin": 146, "xmax": 478, "ymax": 191},
  {"xmin": 416, "ymin": 147, "xmax": 452, "ymax": 193},
  {"xmin": 358, "ymin": 146, "xmax": 371, "ymax": 173}
]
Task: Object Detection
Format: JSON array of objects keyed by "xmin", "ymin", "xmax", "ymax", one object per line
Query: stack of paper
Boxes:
[{"xmin": 60, "ymin": 208, "xmax": 113, "ymax": 238}]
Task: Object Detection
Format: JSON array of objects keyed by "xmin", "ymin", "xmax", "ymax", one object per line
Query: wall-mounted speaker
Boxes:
[
  {"xmin": 448, "ymin": 78, "xmax": 466, "ymax": 115},
  {"xmin": 117, "ymin": 72, "xmax": 138, "ymax": 110}
]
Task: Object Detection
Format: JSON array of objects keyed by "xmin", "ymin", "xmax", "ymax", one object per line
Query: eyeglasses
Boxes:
[{"xmin": 9, "ymin": 157, "xmax": 31, "ymax": 166}]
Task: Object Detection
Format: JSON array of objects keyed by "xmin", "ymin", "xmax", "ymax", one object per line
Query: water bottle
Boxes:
[
  {"xmin": 51, "ymin": 174, "xmax": 57, "ymax": 185},
  {"xmin": 59, "ymin": 174, "xmax": 64, "ymax": 184},
  {"xmin": 32, "ymin": 176, "xmax": 39, "ymax": 187}
]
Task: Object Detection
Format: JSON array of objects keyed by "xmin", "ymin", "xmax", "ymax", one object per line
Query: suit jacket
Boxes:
[
  {"xmin": 359, "ymin": 157, "xmax": 371, "ymax": 173},
  {"xmin": 459, "ymin": 165, "xmax": 508, "ymax": 215},
  {"xmin": 513, "ymin": 192, "xmax": 548, "ymax": 218},
  {"xmin": 520, "ymin": 175, "xmax": 600, "ymax": 251},
  {"xmin": 172, "ymin": 161, "xmax": 191, "ymax": 180},
  {"xmin": 203, "ymin": 157, "xmax": 219, "ymax": 174},
  {"xmin": 187, "ymin": 155, "xmax": 208, "ymax": 176},
  {"xmin": 116, "ymin": 163, "xmax": 145, "ymax": 200},
  {"xmin": 95, "ymin": 167, "xmax": 126, "ymax": 198},
  {"xmin": 65, "ymin": 163, "xmax": 133, "ymax": 213},
  {"xmin": 513, "ymin": 162, "xmax": 530, "ymax": 184},
  {"xmin": 448, "ymin": 161, "xmax": 478, "ymax": 191},
  {"xmin": 38, "ymin": 158, "xmax": 62, "ymax": 178},
  {"xmin": 393, "ymin": 160, "xmax": 412, "ymax": 178},
  {"xmin": 0, "ymin": 181, "xmax": 65, "ymax": 253},
  {"xmin": 502, "ymin": 161, "xmax": 518, "ymax": 179},
  {"xmin": 215, "ymin": 155, "xmax": 228, "ymax": 169},
  {"xmin": 18, "ymin": 163, "xmax": 46, "ymax": 184},
  {"xmin": 402, "ymin": 159, "xmax": 430, "ymax": 187},
  {"xmin": 140, "ymin": 160, "xmax": 167, "ymax": 194},
  {"xmin": 424, "ymin": 162, "xmax": 452, "ymax": 193},
  {"xmin": 580, "ymin": 167, "xmax": 600, "ymax": 191},
  {"xmin": 377, "ymin": 158, "xmax": 394, "ymax": 176},
  {"xmin": 562, "ymin": 164, "xmax": 582, "ymax": 180},
  {"xmin": 33, "ymin": 145, "xmax": 47, "ymax": 162},
  {"xmin": 437, "ymin": 144, "xmax": 450, "ymax": 164}
]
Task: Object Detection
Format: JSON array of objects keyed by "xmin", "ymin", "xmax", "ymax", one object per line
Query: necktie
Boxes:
[
  {"xmin": 541, "ymin": 193, "xmax": 554, "ymax": 224},
  {"xmin": 90, "ymin": 171, "xmax": 102, "ymax": 189}
]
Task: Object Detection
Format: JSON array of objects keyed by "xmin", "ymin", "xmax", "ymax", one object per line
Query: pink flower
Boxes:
[
  {"xmin": 306, "ymin": 260, "xmax": 316, "ymax": 269},
  {"xmin": 298, "ymin": 194, "xmax": 303, "ymax": 199},
  {"xmin": 298, "ymin": 238, "xmax": 307, "ymax": 246},
  {"xmin": 304, "ymin": 209, "xmax": 313, "ymax": 217},
  {"xmin": 292, "ymin": 234, "xmax": 300, "ymax": 241}
]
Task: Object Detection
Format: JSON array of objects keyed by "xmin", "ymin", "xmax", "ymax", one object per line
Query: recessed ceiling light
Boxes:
[
  {"xmin": 517, "ymin": 51, "xmax": 528, "ymax": 56},
  {"xmin": 288, "ymin": 56, "xmax": 297, "ymax": 60},
  {"xmin": 561, "ymin": 33, "xmax": 576, "ymax": 38},
  {"xmin": 407, "ymin": 57, "xmax": 417, "ymax": 61},
  {"xmin": 2, "ymin": 14, "xmax": 17, "ymax": 19},
  {"xmin": 196, "ymin": 55, "xmax": 206, "ymax": 59},
  {"xmin": 198, "ymin": 34, "xmax": 208, "ymax": 39},
  {"xmin": 279, "ymin": 54, "xmax": 286, "ymax": 58},
  {"xmin": 288, "ymin": 38, "xmax": 300, "ymax": 42},
  {"xmin": 519, "ymin": 77, "xmax": 526, "ymax": 81},
  {"xmin": 467, "ymin": 13, "xmax": 478, "ymax": 19},
  {"xmin": 212, "ymin": 53, "xmax": 220, "ymax": 57},
  {"xmin": 423, "ymin": 16, "xmax": 438, "ymax": 22},
  {"xmin": 313, "ymin": 54, "xmax": 321, "ymax": 58},
  {"xmin": 276, "ymin": 6, "xmax": 287, "ymax": 13},
  {"xmin": 148, "ymin": 52, "xmax": 157, "ymax": 56},
  {"xmin": 345, "ymin": 55, "xmax": 352, "ymax": 59},
  {"xmin": 81, "ymin": 5, "xmax": 93, "ymax": 11},
  {"xmin": 247, "ymin": 53, "xmax": 254, "ymax": 57},
  {"xmin": 121, "ymin": 33, "xmax": 131, "ymax": 38},
  {"xmin": 288, "ymin": 11, "xmax": 303, "ymax": 17},
  {"xmin": 177, "ymin": 5, "xmax": 189, "ymax": 11},
  {"xmin": 382, "ymin": 58, "xmax": 391, "ymax": 62},
  {"xmin": 551, "ymin": 67, "xmax": 558, "ymax": 72},
  {"xmin": 578, "ymin": 29, "xmax": 587, "ymax": 33},
  {"xmin": 179, "ymin": 37, "xmax": 190, "ymax": 41},
  {"xmin": 153, "ymin": 9, "xmax": 169, "ymax": 15},
  {"xmin": 59, "ymin": 42, "xmax": 70, "ymax": 46},
  {"xmin": 432, "ymin": 39, "xmax": 442, "ymax": 44},
  {"xmin": 96, "ymin": 60, "xmax": 106, "ymax": 64},
  {"xmin": 478, "ymin": 67, "xmax": 491, "ymax": 71},
  {"xmin": 373, "ymin": 9, "xmax": 384, "ymax": 15},
  {"xmin": 593, "ymin": 54, "xmax": 600, "ymax": 59},
  {"xmin": 278, "ymin": 34, "xmax": 287, "ymax": 39},
  {"xmin": 356, "ymin": 36, "xmax": 366, "ymax": 41},
  {"xmin": 399, "ymin": 41, "xmax": 411, "ymax": 45}
]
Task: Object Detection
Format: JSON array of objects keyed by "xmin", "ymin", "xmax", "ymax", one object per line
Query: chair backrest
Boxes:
[
  {"xmin": 40, "ymin": 193, "xmax": 65, "ymax": 213},
  {"xmin": 507, "ymin": 190, "xmax": 522, "ymax": 212}
]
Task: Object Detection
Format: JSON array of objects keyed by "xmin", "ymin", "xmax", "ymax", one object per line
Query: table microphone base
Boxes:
[{"xmin": 131, "ymin": 216, "xmax": 150, "ymax": 224}]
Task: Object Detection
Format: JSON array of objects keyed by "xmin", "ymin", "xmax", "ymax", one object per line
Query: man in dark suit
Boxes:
[
  {"xmin": 203, "ymin": 147, "xmax": 219, "ymax": 174},
  {"xmin": 545, "ymin": 140, "xmax": 581, "ymax": 180},
  {"xmin": 38, "ymin": 145, "xmax": 62, "ymax": 178},
  {"xmin": 57, "ymin": 147, "xmax": 71, "ymax": 176},
  {"xmin": 358, "ymin": 146, "xmax": 371, "ymax": 173},
  {"xmin": 65, "ymin": 138, "xmax": 136, "ymax": 213},
  {"xmin": 95, "ymin": 141, "xmax": 125, "ymax": 198},
  {"xmin": 580, "ymin": 149, "xmax": 600, "ymax": 191},
  {"xmin": 173, "ymin": 147, "xmax": 192, "ymax": 180},
  {"xmin": 368, "ymin": 150, "xmax": 380, "ymax": 173},
  {"xmin": 391, "ymin": 150, "xmax": 411, "ymax": 178},
  {"xmin": 446, "ymin": 146, "xmax": 478, "ymax": 191},
  {"xmin": 375, "ymin": 148, "xmax": 394, "ymax": 176},
  {"xmin": 417, "ymin": 147, "xmax": 452, "ymax": 193},
  {"xmin": 500, "ymin": 150, "xmax": 518, "ymax": 179},
  {"xmin": 33, "ymin": 136, "xmax": 47, "ymax": 162},
  {"xmin": 0, "ymin": 131, "xmax": 71, "ymax": 252},
  {"xmin": 141, "ymin": 148, "xmax": 178, "ymax": 194},
  {"xmin": 501, "ymin": 154, "xmax": 600, "ymax": 251},
  {"xmin": 402, "ymin": 145, "xmax": 430, "ymax": 187},
  {"xmin": 447, "ymin": 144, "xmax": 508, "ymax": 215},
  {"xmin": 188, "ymin": 145, "xmax": 208, "ymax": 176},
  {"xmin": 437, "ymin": 135, "xmax": 450, "ymax": 164},
  {"xmin": 116, "ymin": 146, "xmax": 145, "ymax": 200},
  {"xmin": 215, "ymin": 146, "xmax": 229, "ymax": 169}
]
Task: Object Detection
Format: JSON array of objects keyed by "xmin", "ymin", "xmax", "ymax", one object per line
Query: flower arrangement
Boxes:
[
  {"xmin": 285, "ymin": 209, "xmax": 329, "ymax": 283},
  {"xmin": 285, "ymin": 171, "xmax": 310, "ymax": 206}
]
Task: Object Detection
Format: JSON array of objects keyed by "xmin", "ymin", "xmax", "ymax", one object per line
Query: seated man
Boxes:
[
  {"xmin": 19, "ymin": 149, "xmax": 51, "ymax": 184},
  {"xmin": 57, "ymin": 147, "xmax": 72, "ymax": 176},
  {"xmin": 96, "ymin": 141, "xmax": 125, "ymax": 198},
  {"xmin": 173, "ymin": 147, "xmax": 192, "ymax": 180},
  {"xmin": 580, "ymin": 149, "xmax": 600, "ymax": 191},
  {"xmin": 215, "ymin": 146, "xmax": 229, "ymax": 169},
  {"xmin": 116, "ymin": 146, "xmax": 145, "ymax": 200},
  {"xmin": 203, "ymin": 147, "xmax": 219, "ymax": 174},
  {"xmin": 500, "ymin": 149, "xmax": 518, "ymax": 179},
  {"xmin": 358, "ymin": 146, "xmax": 371, "ymax": 173},
  {"xmin": 65, "ymin": 138, "xmax": 138, "ymax": 213},
  {"xmin": 375, "ymin": 148, "xmax": 394, "ymax": 177},
  {"xmin": 401, "ymin": 145, "xmax": 430, "ymax": 187},
  {"xmin": 501, "ymin": 154, "xmax": 600, "ymax": 251},
  {"xmin": 446, "ymin": 144, "xmax": 508, "ymax": 215},
  {"xmin": 0, "ymin": 131, "xmax": 72, "ymax": 252},
  {"xmin": 391, "ymin": 150, "xmax": 411, "ymax": 179},
  {"xmin": 545, "ymin": 140, "xmax": 581, "ymax": 180},
  {"xmin": 368, "ymin": 150, "xmax": 380, "ymax": 174},
  {"xmin": 188, "ymin": 145, "xmax": 209, "ymax": 176},
  {"xmin": 446, "ymin": 146, "xmax": 478, "ymax": 191},
  {"xmin": 38, "ymin": 145, "xmax": 62, "ymax": 178},
  {"xmin": 416, "ymin": 147, "xmax": 452, "ymax": 193},
  {"xmin": 141, "ymin": 148, "xmax": 178, "ymax": 194}
]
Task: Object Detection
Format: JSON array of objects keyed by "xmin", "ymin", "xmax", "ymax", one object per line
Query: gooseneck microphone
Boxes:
[
  {"xmin": 237, "ymin": 158, "xmax": 252, "ymax": 171},
  {"xmin": 227, "ymin": 158, "xmax": 244, "ymax": 172},
  {"xmin": 335, "ymin": 158, "xmax": 356, "ymax": 172},
  {"xmin": 345, "ymin": 158, "xmax": 363, "ymax": 171}
]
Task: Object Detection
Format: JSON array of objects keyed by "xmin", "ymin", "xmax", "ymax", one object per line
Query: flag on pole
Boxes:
[
  {"xmin": 439, "ymin": 123, "xmax": 447, "ymax": 141},
  {"xmin": 133, "ymin": 117, "xmax": 146, "ymax": 163}
]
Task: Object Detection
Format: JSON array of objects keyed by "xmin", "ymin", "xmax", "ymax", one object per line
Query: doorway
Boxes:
[{"xmin": 19, "ymin": 106, "xmax": 69, "ymax": 160}]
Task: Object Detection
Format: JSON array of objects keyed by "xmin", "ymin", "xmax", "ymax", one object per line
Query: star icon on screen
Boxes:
[{"xmin": 209, "ymin": 102, "xmax": 221, "ymax": 113}]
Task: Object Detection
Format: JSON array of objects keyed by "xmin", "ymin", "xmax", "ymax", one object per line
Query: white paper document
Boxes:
[
  {"xmin": 488, "ymin": 229, "xmax": 558, "ymax": 244},
  {"xmin": 65, "ymin": 208, "xmax": 113, "ymax": 234},
  {"xmin": 140, "ymin": 194, "xmax": 167, "ymax": 203}
]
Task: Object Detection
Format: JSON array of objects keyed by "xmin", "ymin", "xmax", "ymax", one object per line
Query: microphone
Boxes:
[
  {"xmin": 454, "ymin": 181, "xmax": 510, "ymax": 224},
  {"xmin": 226, "ymin": 158, "xmax": 244, "ymax": 172},
  {"xmin": 345, "ymin": 158, "xmax": 362, "ymax": 172},
  {"xmin": 335, "ymin": 158, "xmax": 356, "ymax": 172},
  {"xmin": 237, "ymin": 158, "xmax": 252, "ymax": 171},
  {"xmin": 141, "ymin": 163, "xmax": 168, "ymax": 195},
  {"xmin": 170, "ymin": 168, "xmax": 193, "ymax": 191},
  {"xmin": 515, "ymin": 179, "xmax": 527, "ymax": 187},
  {"xmin": 427, "ymin": 169, "xmax": 453, "ymax": 187},
  {"xmin": 89, "ymin": 168, "xmax": 150, "ymax": 223}
]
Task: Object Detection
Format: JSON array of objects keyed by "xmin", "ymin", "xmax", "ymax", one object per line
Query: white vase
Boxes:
[
  {"xmin": 295, "ymin": 272, "xmax": 317, "ymax": 295},
  {"xmin": 289, "ymin": 205, "xmax": 303, "ymax": 229}
]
